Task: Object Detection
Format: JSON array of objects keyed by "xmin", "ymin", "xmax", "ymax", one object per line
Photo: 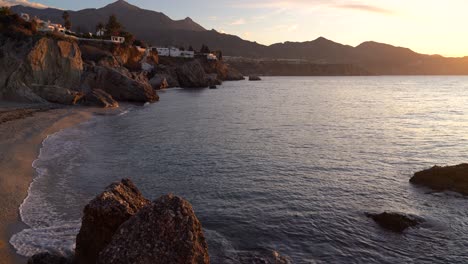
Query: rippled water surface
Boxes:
[{"xmin": 11, "ymin": 77, "xmax": 468, "ymax": 263}]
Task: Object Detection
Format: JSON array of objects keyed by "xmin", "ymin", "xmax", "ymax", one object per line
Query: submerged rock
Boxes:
[
  {"xmin": 98, "ymin": 194, "xmax": 210, "ymax": 264},
  {"xmin": 27, "ymin": 252, "xmax": 71, "ymax": 264},
  {"xmin": 366, "ymin": 212, "xmax": 422, "ymax": 233},
  {"xmin": 75, "ymin": 179, "xmax": 150, "ymax": 264},
  {"xmin": 249, "ymin": 75, "xmax": 262, "ymax": 81},
  {"xmin": 410, "ymin": 164, "xmax": 468, "ymax": 195}
]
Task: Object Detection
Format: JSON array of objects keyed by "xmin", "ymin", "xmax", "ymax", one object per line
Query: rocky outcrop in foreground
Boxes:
[
  {"xmin": 366, "ymin": 212, "xmax": 422, "ymax": 233},
  {"xmin": 410, "ymin": 164, "xmax": 468, "ymax": 195},
  {"xmin": 75, "ymin": 179, "xmax": 150, "ymax": 264},
  {"xmin": 99, "ymin": 194, "xmax": 210, "ymax": 264},
  {"xmin": 30, "ymin": 179, "xmax": 210, "ymax": 264}
]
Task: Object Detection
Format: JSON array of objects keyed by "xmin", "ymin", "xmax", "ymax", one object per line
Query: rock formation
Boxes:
[
  {"xmin": 366, "ymin": 212, "xmax": 422, "ymax": 233},
  {"xmin": 0, "ymin": 37, "xmax": 84, "ymax": 102},
  {"xmin": 410, "ymin": 164, "xmax": 468, "ymax": 195},
  {"xmin": 81, "ymin": 65, "xmax": 159, "ymax": 103},
  {"xmin": 176, "ymin": 60, "xmax": 210, "ymax": 88},
  {"xmin": 249, "ymin": 76, "xmax": 262, "ymax": 81},
  {"xmin": 98, "ymin": 194, "xmax": 210, "ymax": 264},
  {"xmin": 74, "ymin": 179, "xmax": 150, "ymax": 264},
  {"xmin": 82, "ymin": 89, "xmax": 119, "ymax": 108}
]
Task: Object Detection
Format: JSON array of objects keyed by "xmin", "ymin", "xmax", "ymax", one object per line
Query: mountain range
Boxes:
[{"xmin": 11, "ymin": 0, "xmax": 468, "ymax": 75}]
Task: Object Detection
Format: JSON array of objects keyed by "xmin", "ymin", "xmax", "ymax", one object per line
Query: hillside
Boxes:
[{"xmin": 10, "ymin": 0, "xmax": 468, "ymax": 75}]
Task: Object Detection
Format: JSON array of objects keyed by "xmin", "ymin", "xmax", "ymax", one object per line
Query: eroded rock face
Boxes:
[
  {"xmin": 27, "ymin": 252, "xmax": 71, "ymax": 264},
  {"xmin": 83, "ymin": 89, "xmax": 119, "ymax": 108},
  {"xmin": 176, "ymin": 60, "xmax": 209, "ymax": 88},
  {"xmin": 410, "ymin": 164, "xmax": 468, "ymax": 195},
  {"xmin": 75, "ymin": 179, "xmax": 150, "ymax": 264},
  {"xmin": 366, "ymin": 212, "xmax": 422, "ymax": 233},
  {"xmin": 81, "ymin": 65, "xmax": 159, "ymax": 103},
  {"xmin": 0, "ymin": 37, "xmax": 84, "ymax": 102},
  {"xmin": 98, "ymin": 194, "xmax": 210, "ymax": 264}
]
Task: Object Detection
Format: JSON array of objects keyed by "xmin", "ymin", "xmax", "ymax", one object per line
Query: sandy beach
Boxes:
[{"xmin": 0, "ymin": 102, "xmax": 94, "ymax": 264}]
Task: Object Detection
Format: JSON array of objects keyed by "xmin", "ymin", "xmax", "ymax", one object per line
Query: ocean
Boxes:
[{"xmin": 10, "ymin": 76, "xmax": 468, "ymax": 263}]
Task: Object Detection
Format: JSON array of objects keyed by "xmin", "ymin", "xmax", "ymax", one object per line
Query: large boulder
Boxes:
[
  {"xmin": 27, "ymin": 252, "xmax": 71, "ymax": 264},
  {"xmin": 82, "ymin": 89, "xmax": 119, "ymax": 108},
  {"xmin": 410, "ymin": 164, "xmax": 468, "ymax": 195},
  {"xmin": 176, "ymin": 60, "xmax": 209, "ymax": 88},
  {"xmin": 81, "ymin": 65, "xmax": 159, "ymax": 103},
  {"xmin": 366, "ymin": 212, "xmax": 422, "ymax": 233},
  {"xmin": 224, "ymin": 67, "xmax": 244, "ymax": 81},
  {"xmin": 98, "ymin": 194, "xmax": 210, "ymax": 264},
  {"xmin": 249, "ymin": 76, "xmax": 262, "ymax": 81},
  {"xmin": 0, "ymin": 37, "xmax": 84, "ymax": 102},
  {"xmin": 31, "ymin": 85, "xmax": 84, "ymax": 105},
  {"xmin": 75, "ymin": 179, "xmax": 150, "ymax": 264}
]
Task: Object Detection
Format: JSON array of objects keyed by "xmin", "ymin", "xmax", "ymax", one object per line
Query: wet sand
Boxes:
[{"xmin": 0, "ymin": 102, "xmax": 94, "ymax": 264}]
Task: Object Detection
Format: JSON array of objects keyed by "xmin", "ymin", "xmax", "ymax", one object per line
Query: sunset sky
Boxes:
[{"xmin": 2, "ymin": 0, "xmax": 468, "ymax": 57}]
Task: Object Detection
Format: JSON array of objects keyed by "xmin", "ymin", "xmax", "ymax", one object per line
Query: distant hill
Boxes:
[{"xmin": 10, "ymin": 0, "xmax": 468, "ymax": 75}]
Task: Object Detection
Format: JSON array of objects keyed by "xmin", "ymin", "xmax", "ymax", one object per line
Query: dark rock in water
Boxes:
[
  {"xmin": 75, "ymin": 179, "xmax": 150, "ymax": 264},
  {"xmin": 249, "ymin": 75, "xmax": 262, "ymax": 81},
  {"xmin": 410, "ymin": 164, "xmax": 468, "ymax": 195},
  {"xmin": 82, "ymin": 89, "xmax": 119, "ymax": 108},
  {"xmin": 224, "ymin": 67, "xmax": 244, "ymax": 81},
  {"xmin": 149, "ymin": 75, "xmax": 170, "ymax": 90},
  {"xmin": 366, "ymin": 212, "xmax": 422, "ymax": 233},
  {"xmin": 98, "ymin": 194, "xmax": 210, "ymax": 264},
  {"xmin": 27, "ymin": 252, "xmax": 71, "ymax": 264},
  {"xmin": 209, "ymin": 85, "xmax": 217, "ymax": 89},
  {"xmin": 176, "ymin": 60, "xmax": 209, "ymax": 88}
]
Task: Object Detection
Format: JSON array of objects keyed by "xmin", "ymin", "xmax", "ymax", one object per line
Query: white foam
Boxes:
[{"xmin": 10, "ymin": 125, "xmax": 89, "ymax": 257}]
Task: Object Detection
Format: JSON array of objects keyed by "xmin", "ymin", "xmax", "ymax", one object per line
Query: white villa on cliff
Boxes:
[
  {"xmin": 20, "ymin": 13, "xmax": 65, "ymax": 33},
  {"xmin": 151, "ymin": 47, "xmax": 195, "ymax": 58}
]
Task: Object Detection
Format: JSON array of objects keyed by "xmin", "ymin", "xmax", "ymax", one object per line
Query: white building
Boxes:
[
  {"xmin": 150, "ymin": 47, "xmax": 194, "ymax": 58},
  {"xmin": 20, "ymin": 13, "xmax": 30, "ymax": 22},
  {"xmin": 111, "ymin": 36, "xmax": 125, "ymax": 44},
  {"xmin": 96, "ymin": 29, "xmax": 106, "ymax": 37},
  {"xmin": 207, "ymin": 53, "xmax": 218, "ymax": 61}
]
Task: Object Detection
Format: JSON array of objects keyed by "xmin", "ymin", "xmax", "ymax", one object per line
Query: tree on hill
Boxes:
[
  {"xmin": 188, "ymin": 45, "xmax": 194, "ymax": 52},
  {"xmin": 62, "ymin": 11, "xmax": 71, "ymax": 30},
  {"xmin": 200, "ymin": 44, "xmax": 210, "ymax": 54},
  {"xmin": 105, "ymin": 14, "xmax": 122, "ymax": 36}
]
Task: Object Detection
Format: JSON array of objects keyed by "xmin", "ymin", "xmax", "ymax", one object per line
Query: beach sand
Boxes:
[{"xmin": 0, "ymin": 103, "xmax": 94, "ymax": 264}]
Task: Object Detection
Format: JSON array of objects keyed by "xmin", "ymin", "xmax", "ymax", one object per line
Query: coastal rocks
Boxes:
[
  {"xmin": 81, "ymin": 65, "xmax": 159, "ymax": 103},
  {"xmin": 410, "ymin": 164, "xmax": 468, "ymax": 195},
  {"xmin": 366, "ymin": 212, "xmax": 422, "ymax": 233},
  {"xmin": 176, "ymin": 60, "xmax": 209, "ymax": 88},
  {"xmin": 150, "ymin": 76, "xmax": 170, "ymax": 90},
  {"xmin": 27, "ymin": 252, "xmax": 71, "ymax": 264},
  {"xmin": 82, "ymin": 89, "xmax": 119, "ymax": 108},
  {"xmin": 74, "ymin": 179, "xmax": 150, "ymax": 264},
  {"xmin": 98, "ymin": 194, "xmax": 210, "ymax": 264},
  {"xmin": 26, "ymin": 38, "xmax": 83, "ymax": 90},
  {"xmin": 249, "ymin": 75, "xmax": 262, "ymax": 81},
  {"xmin": 224, "ymin": 67, "xmax": 244, "ymax": 81},
  {"xmin": 31, "ymin": 85, "xmax": 84, "ymax": 105},
  {"xmin": 0, "ymin": 37, "xmax": 84, "ymax": 102}
]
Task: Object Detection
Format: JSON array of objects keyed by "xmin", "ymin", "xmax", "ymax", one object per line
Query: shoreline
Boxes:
[{"xmin": 0, "ymin": 102, "xmax": 97, "ymax": 264}]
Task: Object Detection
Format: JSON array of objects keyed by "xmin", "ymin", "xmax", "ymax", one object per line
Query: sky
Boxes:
[{"xmin": 2, "ymin": 0, "xmax": 468, "ymax": 57}]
